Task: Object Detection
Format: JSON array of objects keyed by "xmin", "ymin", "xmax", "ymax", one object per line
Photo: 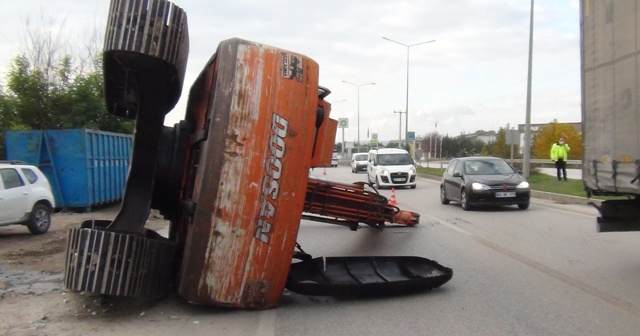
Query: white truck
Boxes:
[{"xmin": 581, "ymin": 0, "xmax": 640, "ymax": 231}]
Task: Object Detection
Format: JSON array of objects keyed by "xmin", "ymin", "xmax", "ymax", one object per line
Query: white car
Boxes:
[
  {"xmin": 0, "ymin": 161, "xmax": 56, "ymax": 234},
  {"xmin": 366, "ymin": 148, "xmax": 417, "ymax": 189},
  {"xmin": 331, "ymin": 152, "xmax": 339, "ymax": 167},
  {"xmin": 351, "ymin": 152, "xmax": 369, "ymax": 173}
]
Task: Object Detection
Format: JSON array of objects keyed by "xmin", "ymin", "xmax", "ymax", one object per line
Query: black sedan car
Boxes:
[{"xmin": 440, "ymin": 156, "xmax": 530, "ymax": 210}]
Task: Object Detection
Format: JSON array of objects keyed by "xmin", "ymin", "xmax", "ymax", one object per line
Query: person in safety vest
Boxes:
[{"xmin": 550, "ymin": 137, "xmax": 571, "ymax": 181}]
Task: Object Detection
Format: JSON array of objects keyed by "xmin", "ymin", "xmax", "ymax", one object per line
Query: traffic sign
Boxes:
[
  {"xmin": 338, "ymin": 118, "xmax": 349, "ymax": 128},
  {"xmin": 406, "ymin": 131, "xmax": 415, "ymax": 141}
]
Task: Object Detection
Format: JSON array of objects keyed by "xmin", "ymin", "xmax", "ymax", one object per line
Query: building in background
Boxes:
[{"xmin": 461, "ymin": 130, "xmax": 497, "ymax": 144}]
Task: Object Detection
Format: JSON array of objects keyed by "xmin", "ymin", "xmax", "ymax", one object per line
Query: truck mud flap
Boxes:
[{"xmin": 285, "ymin": 256, "xmax": 452, "ymax": 296}]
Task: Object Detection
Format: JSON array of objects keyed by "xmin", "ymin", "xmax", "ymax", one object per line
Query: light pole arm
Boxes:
[
  {"xmin": 382, "ymin": 37, "xmax": 435, "ymax": 147},
  {"xmin": 342, "ymin": 81, "xmax": 375, "ymax": 152}
]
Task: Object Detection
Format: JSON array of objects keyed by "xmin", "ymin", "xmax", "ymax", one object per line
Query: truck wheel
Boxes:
[{"xmin": 27, "ymin": 204, "xmax": 51, "ymax": 235}]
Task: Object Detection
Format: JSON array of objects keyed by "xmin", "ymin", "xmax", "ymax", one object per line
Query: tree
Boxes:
[
  {"xmin": 420, "ymin": 131, "xmax": 442, "ymax": 158},
  {"xmin": 0, "ymin": 14, "xmax": 133, "ymax": 159},
  {"xmin": 531, "ymin": 120, "xmax": 582, "ymax": 160},
  {"xmin": 491, "ymin": 124, "xmax": 519, "ymax": 159},
  {"xmin": 422, "ymin": 132, "xmax": 486, "ymax": 159},
  {"xmin": 386, "ymin": 140, "xmax": 400, "ymax": 148}
]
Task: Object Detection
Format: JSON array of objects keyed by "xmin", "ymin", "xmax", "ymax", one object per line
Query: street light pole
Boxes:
[
  {"xmin": 394, "ymin": 110, "xmax": 405, "ymax": 148},
  {"xmin": 383, "ymin": 37, "xmax": 435, "ymax": 147},
  {"xmin": 342, "ymin": 81, "xmax": 375, "ymax": 151},
  {"xmin": 523, "ymin": 0, "xmax": 534, "ymax": 178}
]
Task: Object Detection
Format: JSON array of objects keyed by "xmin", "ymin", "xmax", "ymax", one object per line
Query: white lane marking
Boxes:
[
  {"xmin": 255, "ymin": 309, "xmax": 276, "ymax": 336},
  {"xmin": 421, "ymin": 213, "xmax": 472, "ymax": 235}
]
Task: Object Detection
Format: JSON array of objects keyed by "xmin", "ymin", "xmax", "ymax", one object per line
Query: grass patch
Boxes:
[
  {"xmin": 416, "ymin": 165, "xmax": 631, "ymax": 201},
  {"xmin": 417, "ymin": 166, "xmax": 446, "ymax": 177},
  {"xmin": 526, "ymin": 172, "xmax": 586, "ymax": 197}
]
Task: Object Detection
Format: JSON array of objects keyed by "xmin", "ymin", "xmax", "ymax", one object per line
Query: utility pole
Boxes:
[
  {"xmin": 523, "ymin": 0, "xmax": 535, "ymax": 178},
  {"xmin": 394, "ymin": 110, "xmax": 405, "ymax": 148}
]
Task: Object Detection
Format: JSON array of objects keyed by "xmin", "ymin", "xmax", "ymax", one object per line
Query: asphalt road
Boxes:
[
  {"xmin": 280, "ymin": 166, "xmax": 639, "ymax": 336},
  {"xmin": 25, "ymin": 166, "xmax": 640, "ymax": 335}
]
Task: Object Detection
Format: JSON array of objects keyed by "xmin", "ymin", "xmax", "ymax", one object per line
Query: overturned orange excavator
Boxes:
[{"xmin": 63, "ymin": 0, "xmax": 452, "ymax": 309}]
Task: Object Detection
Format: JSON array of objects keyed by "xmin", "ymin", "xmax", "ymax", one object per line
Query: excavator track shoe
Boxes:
[
  {"xmin": 64, "ymin": 220, "xmax": 176, "ymax": 297},
  {"xmin": 286, "ymin": 256, "xmax": 452, "ymax": 296}
]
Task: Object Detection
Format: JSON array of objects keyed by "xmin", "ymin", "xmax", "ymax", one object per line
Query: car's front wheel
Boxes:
[
  {"xmin": 460, "ymin": 189, "xmax": 472, "ymax": 211},
  {"xmin": 27, "ymin": 203, "xmax": 51, "ymax": 235},
  {"xmin": 440, "ymin": 186, "xmax": 450, "ymax": 204},
  {"xmin": 518, "ymin": 202, "xmax": 530, "ymax": 210}
]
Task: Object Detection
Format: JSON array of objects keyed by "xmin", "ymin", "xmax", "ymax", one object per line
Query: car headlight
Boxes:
[
  {"xmin": 517, "ymin": 181, "xmax": 530, "ymax": 189},
  {"xmin": 472, "ymin": 182, "xmax": 490, "ymax": 191},
  {"xmin": 409, "ymin": 167, "xmax": 416, "ymax": 175},
  {"xmin": 380, "ymin": 169, "xmax": 390, "ymax": 176}
]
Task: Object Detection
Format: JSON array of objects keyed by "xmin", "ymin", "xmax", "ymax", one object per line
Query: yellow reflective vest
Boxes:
[{"xmin": 550, "ymin": 143, "xmax": 570, "ymax": 161}]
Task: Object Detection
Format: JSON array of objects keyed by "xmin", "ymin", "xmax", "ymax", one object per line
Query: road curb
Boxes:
[
  {"xmin": 418, "ymin": 173, "xmax": 601, "ymax": 206},
  {"xmin": 530, "ymin": 190, "xmax": 601, "ymax": 206}
]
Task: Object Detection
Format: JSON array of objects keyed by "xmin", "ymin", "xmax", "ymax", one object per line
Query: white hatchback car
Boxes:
[{"xmin": 0, "ymin": 161, "xmax": 56, "ymax": 234}]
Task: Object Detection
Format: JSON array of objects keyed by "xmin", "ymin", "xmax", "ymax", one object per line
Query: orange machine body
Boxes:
[
  {"xmin": 310, "ymin": 98, "xmax": 338, "ymax": 168},
  {"xmin": 177, "ymin": 38, "xmax": 323, "ymax": 308}
]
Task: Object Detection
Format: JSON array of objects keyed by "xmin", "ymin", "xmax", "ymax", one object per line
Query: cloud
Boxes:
[{"xmin": 0, "ymin": 0, "xmax": 581, "ymax": 143}]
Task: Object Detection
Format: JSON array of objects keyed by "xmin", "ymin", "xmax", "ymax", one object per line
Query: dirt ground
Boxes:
[{"xmin": 0, "ymin": 205, "xmax": 173, "ymax": 336}]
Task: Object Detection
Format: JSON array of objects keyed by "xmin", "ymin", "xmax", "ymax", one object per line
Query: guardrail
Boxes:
[
  {"xmin": 340, "ymin": 158, "xmax": 582, "ymax": 169},
  {"xmin": 419, "ymin": 159, "xmax": 582, "ymax": 168}
]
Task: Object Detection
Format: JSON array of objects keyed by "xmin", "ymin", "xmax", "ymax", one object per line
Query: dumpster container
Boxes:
[{"xmin": 5, "ymin": 129, "xmax": 133, "ymax": 210}]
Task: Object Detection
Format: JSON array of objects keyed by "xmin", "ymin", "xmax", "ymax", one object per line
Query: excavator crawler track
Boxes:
[
  {"xmin": 64, "ymin": 220, "xmax": 177, "ymax": 297},
  {"xmin": 286, "ymin": 256, "xmax": 453, "ymax": 296}
]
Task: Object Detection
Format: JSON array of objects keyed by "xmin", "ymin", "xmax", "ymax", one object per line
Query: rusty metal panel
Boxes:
[
  {"xmin": 320, "ymin": 118, "xmax": 339, "ymax": 167},
  {"xmin": 178, "ymin": 38, "xmax": 320, "ymax": 308},
  {"xmin": 310, "ymin": 98, "xmax": 338, "ymax": 168}
]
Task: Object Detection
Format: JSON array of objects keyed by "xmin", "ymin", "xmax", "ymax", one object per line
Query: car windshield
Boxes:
[
  {"xmin": 377, "ymin": 154, "xmax": 412, "ymax": 165},
  {"xmin": 354, "ymin": 154, "xmax": 367, "ymax": 161},
  {"xmin": 464, "ymin": 159, "xmax": 515, "ymax": 175}
]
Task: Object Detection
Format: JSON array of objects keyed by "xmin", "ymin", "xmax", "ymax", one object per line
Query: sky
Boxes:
[{"xmin": 0, "ymin": 0, "xmax": 582, "ymax": 144}]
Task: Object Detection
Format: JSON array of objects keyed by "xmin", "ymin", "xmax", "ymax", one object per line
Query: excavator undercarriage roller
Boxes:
[{"xmin": 64, "ymin": 220, "xmax": 176, "ymax": 297}]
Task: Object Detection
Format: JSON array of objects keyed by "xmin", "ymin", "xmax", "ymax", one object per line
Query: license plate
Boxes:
[
  {"xmin": 495, "ymin": 192, "xmax": 516, "ymax": 198},
  {"xmin": 393, "ymin": 178, "xmax": 406, "ymax": 182}
]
